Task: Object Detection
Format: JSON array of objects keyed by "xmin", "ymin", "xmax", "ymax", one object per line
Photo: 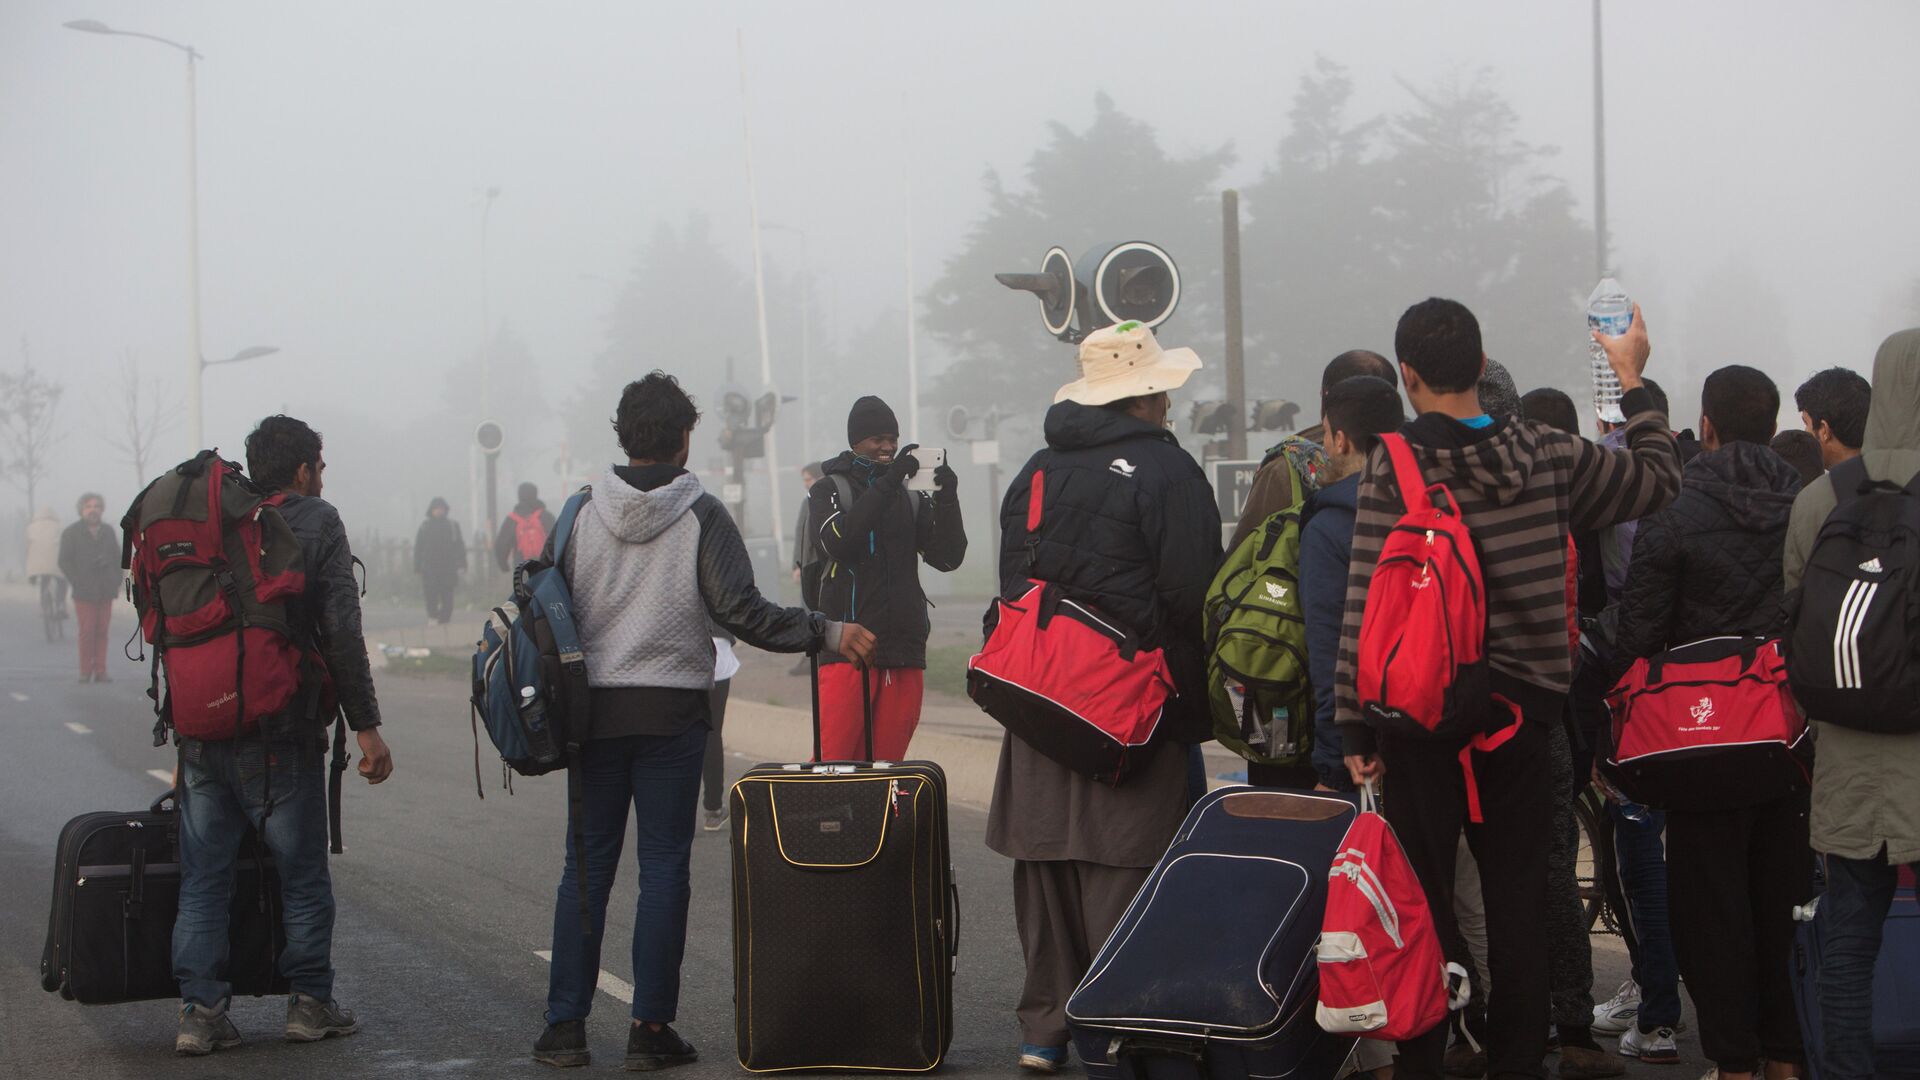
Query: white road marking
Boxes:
[
  {"xmin": 533, "ymin": 949, "xmax": 635, "ymax": 1004},
  {"xmin": 147, "ymin": 769, "xmax": 175, "ymax": 785},
  {"xmin": 9, "ymin": 692, "xmax": 28, "ymax": 702},
  {"xmin": 64, "ymin": 722, "xmax": 92, "ymax": 734}
]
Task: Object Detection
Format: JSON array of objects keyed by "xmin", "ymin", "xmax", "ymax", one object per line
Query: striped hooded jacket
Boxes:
[{"xmin": 1335, "ymin": 385, "xmax": 1681, "ymax": 753}]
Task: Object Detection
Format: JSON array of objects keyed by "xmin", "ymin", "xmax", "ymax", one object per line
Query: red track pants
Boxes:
[{"xmin": 815, "ymin": 665, "xmax": 923, "ymax": 762}]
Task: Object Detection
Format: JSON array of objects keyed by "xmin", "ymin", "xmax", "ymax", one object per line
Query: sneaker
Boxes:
[
  {"xmin": 626, "ymin": 1023, "xmax": 698, "ymax": 1071},
  {"xmin": 1560, "ymin": 1045, "xmax": 1629, "ymax": 1079},
  {"xmin": 1019, "ymin": 1044, "xmax": 1069, "ymax": 1073},
  {"xmin": 703, "ymin": 807, "xmax": 728, "ymax": 833},
  {"xmin": 1619, "ymin": 1026, "xmax": 1681, "ymax": 1065},
  {"xmin": 176, "ymin": 1001, "xmax": 242, "ymax": 1056},
  {"xmin": 1444, "ymin": 1042, "xmax": 1488, "ymax": 1078},
  {"xmin": 1592, "ymin": 980, "xmax": 1641, "ymax": 1036},
  {"xmin": 534, "ymin": 1019, "xmax": 590, "ymax": 1068},
  {"xmin": 285, "ymin": 993, "xmax": 360, "ymax": 1041}
]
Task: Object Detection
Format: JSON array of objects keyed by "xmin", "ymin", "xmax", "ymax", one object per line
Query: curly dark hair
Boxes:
[
  {"xmin": 1794, "ymin": 367, "xmax": 1872, "ymax": 450},
  {"xmin": 614, "ymin": 372, "xmax": 701, "ymax": 461},
  {"xmin": 245, "ymin": 415, "xmax": 323, "ymax": 492}
]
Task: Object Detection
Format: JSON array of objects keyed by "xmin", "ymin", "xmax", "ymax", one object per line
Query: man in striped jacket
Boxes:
[{"xmin": 1335, "ymin": 297, "xmax": 1681, "ymax": 1080}]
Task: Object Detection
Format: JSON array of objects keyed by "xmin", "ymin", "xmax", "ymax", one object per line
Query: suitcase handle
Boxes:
[
  {"xmin": 149, "ymin": 789, "xmax": 177, "ymax": 815},
  {"xmin": 949, "ymin": 880, "xmax": 961, "ymax": 959},
  {"xmin": 808, "ymin": 653, "xmax": 877, "ymax": 763}
]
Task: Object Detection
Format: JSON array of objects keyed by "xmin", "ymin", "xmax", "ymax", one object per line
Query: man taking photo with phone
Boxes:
[{"xmin": 806, "ymin": 395, "xmax": 968, "ymax": 760}]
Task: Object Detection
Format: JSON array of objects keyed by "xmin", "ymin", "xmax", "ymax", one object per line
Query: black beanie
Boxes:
[{"xmin": 847, "ymin": 396, "xmax": 899, "ymax": 446}]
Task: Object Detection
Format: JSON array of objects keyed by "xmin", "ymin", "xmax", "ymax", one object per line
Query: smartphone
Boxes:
[{"xmin": 906, "ymin": 447, "xmax": 947, "ymax": 492}]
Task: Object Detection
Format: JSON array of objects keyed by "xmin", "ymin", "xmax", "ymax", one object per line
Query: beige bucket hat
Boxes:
[{"xmin": 1054, "ymin": 320, "xmax": 1203, "ymax": 405}]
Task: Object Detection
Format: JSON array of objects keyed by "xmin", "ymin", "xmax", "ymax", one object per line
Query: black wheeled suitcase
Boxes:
[
  {"xmin": 40, "ymin": 789, "xmax": 289, "ymax": 1004},
  {"xmin": 730, "ymin": 657, "xmax": 957, "ymax": 1072},
  {"xmin": 1067, "ymin": 786, "xmax": 1360, "ymax": 1080}
]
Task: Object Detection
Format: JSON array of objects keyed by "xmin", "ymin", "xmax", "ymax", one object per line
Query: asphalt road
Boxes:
[{"xmin": 0, "ymin": 593, "xmax": 1703, "ymax": 1079}]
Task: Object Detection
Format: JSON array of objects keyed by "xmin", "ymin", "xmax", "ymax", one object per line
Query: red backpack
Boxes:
[
  {"xmin": 1316, "ymin": 783, "xmax": 1465, "ymax": 1040},
  {"xmin": 122, "ymin": 452, "xmax": 311, "ymax": 744},
  {"xmin": 1356, "ymin": 433, "xmax": 1489, "ymax": 736},
  {"xmin": 509, "ymin": 509, "xmax": 548, "ymax": 562}
]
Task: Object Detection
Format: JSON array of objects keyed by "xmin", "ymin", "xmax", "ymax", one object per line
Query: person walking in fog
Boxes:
[
  {"xmin": 807, "ymin": 396, "xmax": 966, "ymax": 761},
  {"xmin": 58, "ymin": 493, "xmax": 119, "ymax": 682},
  {"xmin": 413, "ymin": 496, "xmax": 465, "ymax": 624},
  {"xmin": 26, "ymin": 504, "xmax": 67, "ymax": 638},
  {"xmin": 496, "ymin": 482, "xmax": 553, "ymax": 572},
  {"xmin": 987, "ymin": 322, "xmax": 1221, "ymax": 1073}
]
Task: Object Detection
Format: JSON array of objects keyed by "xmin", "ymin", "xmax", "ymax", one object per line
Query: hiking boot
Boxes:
[
  {"xmin": 176, "ymin": 1001, "xmax": 242, "ymax": 1056},
  {"xmin": 625, "ymin": 1023, "xmax": 697, "ymax": 1071},
  {"xmin": 1560, "ymin": 1045, "xmax": 1628, "ymax": 1079},
  {"xmin": 703, "ymin": 807, "xmax": 728, "ymax": 833},
  {"xmin": 1443, "ymin": 1041, "xmax": 1488, "ymax": 1078},
  {"xmin": 534, "ymin": 1019, "xmax": 590, "ymax": 1068},
  {"xmin": 285, "ymin": 993, "xmax": 359, "ymax": 1041},
  {"xmin": 1019, "ymin": 1044, "xmax": 1069, "ymax": 1074},
  {"xmin": 1619, "ymin": 1025, "xmax": 1681, "ymax": 1065},
  {"xmin": 1592, "ymin": 980, "xmax": 1641, "ymax": 1036}
]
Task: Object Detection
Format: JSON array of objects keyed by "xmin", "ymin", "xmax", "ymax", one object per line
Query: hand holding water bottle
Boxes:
[{"xmin": 1590, "ymin": 300, "xmax": 1649, "ymax": 392}]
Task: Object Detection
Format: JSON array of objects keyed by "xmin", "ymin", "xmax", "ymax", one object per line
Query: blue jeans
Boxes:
[
  {"xmin": 1817, "ymin": 852, "xmax": 1915, "ymax": 1080},
  {"xmin": 174, "ymin": 732, "xmax": 335, "ymax": 1006},
  {"xmin": 1612, "ymin": 801, "xmax": 1682, "ymax": 1030},
  {"xmin": 546, "ymin": 724, "xmax": 707, "ymax": 1025}
]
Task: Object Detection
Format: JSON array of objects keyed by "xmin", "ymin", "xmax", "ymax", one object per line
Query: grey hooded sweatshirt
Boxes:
[
  {"xmin": 564, "ymin": 463, "xmax": 842, "ymax": 740},
  {"xmin": 1784, "ymin": 329, "xmax": 1920, "ymax": 864}
]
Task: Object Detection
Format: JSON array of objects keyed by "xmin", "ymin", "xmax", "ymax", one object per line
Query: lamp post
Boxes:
[
  {"xmin": 762, "ymin": 222, "xmax": 813, "ymax": 460},
  {"xmin": 62, "ymin": 18, "xmax": 217, "ymax": 447}
]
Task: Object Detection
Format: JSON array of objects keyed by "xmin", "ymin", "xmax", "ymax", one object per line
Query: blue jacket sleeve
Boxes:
[{"xmin": 1299, "ymin": 508, "xmax": 1354, "ymax": 790}]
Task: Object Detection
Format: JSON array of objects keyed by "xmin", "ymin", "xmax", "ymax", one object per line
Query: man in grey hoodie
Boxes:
[
  {"xmin": 533, "ymin": 372, "xmax": 876, "ymax": 1072},
  {"xmin": 1783, "ymin": 330, "xmax": 1920, "ymax": 1080}
]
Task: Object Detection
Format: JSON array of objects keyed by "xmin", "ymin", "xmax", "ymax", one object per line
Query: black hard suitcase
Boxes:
[
  {"xmin": 730, "ymin": 657, "xmax": 957, "ymax": 1072},
  {"xmin": 40, "ymin": 790, "xmax": 289, "ymax": 1004},
  {"xmin": 1067, "ymin": 786, "xmax": 1360, "ymax": 1080}
]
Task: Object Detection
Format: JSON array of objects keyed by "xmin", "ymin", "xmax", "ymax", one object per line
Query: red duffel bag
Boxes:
[
  {"xmin": 966, "ymin": 580, "xmax": 1174, "ymax": 784},
  {"xmin": 1601, "ymin": 636, "xmax": 1811, "ymax": 812}
]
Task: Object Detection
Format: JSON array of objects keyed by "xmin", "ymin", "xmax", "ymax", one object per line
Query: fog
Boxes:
[{"xmin": 5, "ymin": 0, "xmax": 1918, "ymax": 581}]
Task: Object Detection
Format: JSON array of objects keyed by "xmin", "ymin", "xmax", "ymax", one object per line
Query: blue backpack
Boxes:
[{"xmin": 470, "ymin": 489, "xmax": 592, "ymax": 791}]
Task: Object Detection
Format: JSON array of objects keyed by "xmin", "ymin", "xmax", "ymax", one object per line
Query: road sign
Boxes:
[
  {"xmin": 474, "ymin": 419, "xmax": 504, "ymax": 455},
  {"xmin": 970, "ymin": 439, "xmax": 1000, "ymax": 467},
  {"xmin": 1211, "ymin": 458, "xmax": 1262, "ymax": 523}
]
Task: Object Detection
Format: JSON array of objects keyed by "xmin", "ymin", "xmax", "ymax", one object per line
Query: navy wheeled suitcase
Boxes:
[
  {"xmin": 1067, "ymin": 786, "xmax": 1359, "ymax": 1080},
  {"xmin": 1791, "ymin": 861, "xmax": 1920, "ymax": 1080},
  {"xmin": 729, "ymin": 659, "xmax": 957, "ymax": 1072}
]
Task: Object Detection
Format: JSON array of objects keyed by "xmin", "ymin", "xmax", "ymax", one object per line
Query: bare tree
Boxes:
[
  {"xmin": 107, "ymin": 351, "xmax": 180, "ymax": 488},
  {"xmin": 0, "ymin": 338, "xmax": 63, "ymax": 516}
]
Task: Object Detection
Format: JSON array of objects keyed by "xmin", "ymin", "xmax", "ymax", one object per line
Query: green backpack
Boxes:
[{"xmin": 1204, "ymin": 439, "xmax": 1325, "ymax": 767}]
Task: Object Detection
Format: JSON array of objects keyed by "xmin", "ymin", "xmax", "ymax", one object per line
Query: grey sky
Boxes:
[{"xmin": 4, "ymin": 0, "xmax": 1917, "ymax": 536}]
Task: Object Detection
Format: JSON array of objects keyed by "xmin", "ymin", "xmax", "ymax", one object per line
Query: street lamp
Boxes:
[
  {"xmin": 63, "ymin": 18, "xmax": 209, "ymax": 447},
  {"xmin": 761, "ymin": 222, "xmax": 814, "ymax": 459}
]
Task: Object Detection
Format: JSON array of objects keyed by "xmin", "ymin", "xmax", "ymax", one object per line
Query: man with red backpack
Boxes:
[
  {"xmin": 1335, "ymin": 298, "xmax": 1680, "ymax": 1080},
  {"xmin": 496, "ymin": 482, "xmax": 554, "ymax": 572},
  {"xmin": 167, "ymin": 416, "xmax": 394, "ymax": 1056}
]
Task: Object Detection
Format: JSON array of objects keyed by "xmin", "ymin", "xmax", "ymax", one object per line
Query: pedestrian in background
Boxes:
[
  {"xmin": 496, "ymin": 482, "xmax": 552, "ymax": 572},
  {"xmin": 413, "ymin": 496, "xmax": 465, "ymax": 624},
  {"xmin": 58, "ymin": 492, "xmax": 119, "ymax": 683}
]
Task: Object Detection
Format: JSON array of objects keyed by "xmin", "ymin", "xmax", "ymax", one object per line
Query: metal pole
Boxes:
[
  {"xmin": 800, "ymin": 234, "xmax": 813, "ymax": 462},
  {"xmin": 905, "ymin": 176, "xmax": 920, "ymax": 445},
  {"xmin": 736, "ymin": 30, "xmax": 785, "ymax": 552},
  {"xmin": 1592, "ymin": 0, "xmax": 1609, "ymax": 278},
  {"xmin": 481, "ymin": 190, "xmax": 496, "ymax": 422},
  {"xmin": 186, "ymin": 50, "xmax": 204, "ymax": 449},
  {"xmin": 1222, "ymin": 190, "xmax": 1248, "ymax": 461}
]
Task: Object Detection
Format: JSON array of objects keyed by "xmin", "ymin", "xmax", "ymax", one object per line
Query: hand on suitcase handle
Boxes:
[{"xmin": 837, "ymin": 623, "xmax": 878, "ymax": 669}]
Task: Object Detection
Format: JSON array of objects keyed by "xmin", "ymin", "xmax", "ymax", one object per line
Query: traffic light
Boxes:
[
  {"xmin": 997, "ymin": 241, "xmax": 1181, "ymax": 344},
  {"xmin": 1251, "ymin": 399, "xmax": 1302, "ymax": 433},
  {"xmin": 1189, "ymin": 400, "xmax": 1234, "ymax": 436}
]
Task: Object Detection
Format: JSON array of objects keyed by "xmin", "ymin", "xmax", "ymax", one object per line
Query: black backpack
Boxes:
[{"xmin": 1785, "ymin": 457, "xmax": 1920, "ymax": 733}]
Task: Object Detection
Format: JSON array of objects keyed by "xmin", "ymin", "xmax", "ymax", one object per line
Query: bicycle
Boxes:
[
  {"xmin": 34, "ymin": 574, "xmax": 68, "ymax": 643},
  {"xmin": 1575, "ymin": 779, "xmax": 1628, "ymax": 936}
]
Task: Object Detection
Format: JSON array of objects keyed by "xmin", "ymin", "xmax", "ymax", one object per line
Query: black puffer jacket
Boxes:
[
  {"xmin": 277, "ymin": 495, "xmax": 382, "ymax": 732},
  {"xmin": 1613, "ymin": 440, "xmax": 1804, "ymax": 668},
  {"xmin": 993, "ymin": 401, "xmax": 1223, "ymax": 742},
  {"xmin": 809, "ymin": 450, "xmax": 967, "ymax": 669}
]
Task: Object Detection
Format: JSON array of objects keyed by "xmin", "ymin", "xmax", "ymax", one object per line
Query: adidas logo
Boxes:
[
  {"xmin": 1860, "ymin": 557, "xmax": 1885, "ymax": 574},
  {"xmin": 1109, "ymin": 458, "xmax": 1137, "ymax": 478}
]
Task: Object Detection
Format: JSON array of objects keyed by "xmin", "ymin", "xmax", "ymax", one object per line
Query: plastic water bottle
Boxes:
[{"xmin": 1587, "ymin": 277, "xmax": 1633, "ymax": 424}]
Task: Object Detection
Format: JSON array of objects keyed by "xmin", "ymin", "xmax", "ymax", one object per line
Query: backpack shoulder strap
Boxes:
[
  {"xmin": 1381, "ymin": 433, "xmax": 1434, "ymax": 515},
  {"xmin": 550, "ymin": 488, "xmax": 593, "ymax": 566},
  {"xmin": 1830, "ymin": 456, "xmax": 1872, "ymax": 505},
  {"xmin": 830, "ymin": 474, "xmax": 856, "ymax": 514}
]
